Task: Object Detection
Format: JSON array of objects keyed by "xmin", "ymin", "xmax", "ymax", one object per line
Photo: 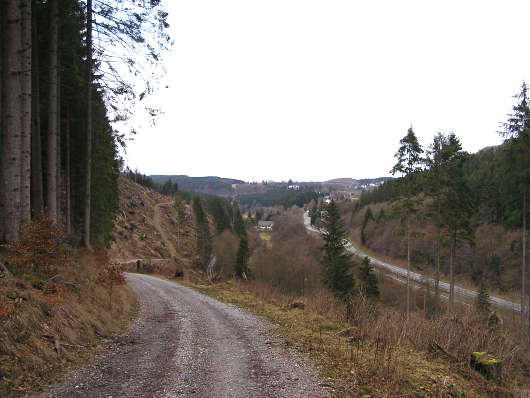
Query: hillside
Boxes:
[
  {"xmin": 149, "ymin": 175, "xmax": 244, "ymax": 197},
  {"xmin": 109, "ymin": 176, "xmax": 195, "ymax": 271},
  {"xmin": 147, "ymin": 174, "xmax": 392, "ymax": 203}
]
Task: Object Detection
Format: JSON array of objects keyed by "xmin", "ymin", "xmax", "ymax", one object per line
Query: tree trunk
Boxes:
[
  {"xmin": 449, "ymin": 233, "xmax": 455, "ymax": 315},
  {"xmin": 435, "ymin": 199, "xmax": 441, "ymax": 316},
  {"xmin": 0, "ymin": 1, "xmax": 5, "ymax": 240},
  {"xmin": 46, "ymin": 0, "xmax": 58, "ymax": 222},
  {"xmin": 56, "ymin": 55, "xmax": 61, "ymax": 224},
  {"xmin": 406, "ymin": 213, "xmax": 411, "ymax": 321},
  {"xmin": 19, "ymin": 0, "xmax": 31, "ymax": 224},
  {"xmin": 522, "ymin": 190, "xmax": 526, "ymax": 338},
  {"xmin": 84, "ymin": 0, "xmax": 93, "ymax": 247},
  {"xmin": 65, "ymin": 105, "xmax": 71, "ymax": 235},
  {"xmin": 1, "ymin": 0, "xmax": 23, "ymax": 241},
  {"xmin": 30, "ymin": 1, "xmax": 43, "ymax": 216}
]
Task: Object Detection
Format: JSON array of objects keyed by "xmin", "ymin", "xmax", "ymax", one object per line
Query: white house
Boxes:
[{"xmin": 257, "ymin": 221, "xmax": 274, "ymax": 230}]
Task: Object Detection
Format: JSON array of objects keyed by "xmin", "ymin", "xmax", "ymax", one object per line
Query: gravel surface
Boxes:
[{"xmin": 37, "ymin": 273, "xmax": 330, "ymax": 398}]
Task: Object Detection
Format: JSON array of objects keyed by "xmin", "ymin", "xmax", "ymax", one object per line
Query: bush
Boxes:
[
  {"xmin": 7, "ymin": 216, "xmax": 69, "ymax": 276},
  {"xmin": 95, "ymin": 262, "xmax": 126, "ymax": 310}
]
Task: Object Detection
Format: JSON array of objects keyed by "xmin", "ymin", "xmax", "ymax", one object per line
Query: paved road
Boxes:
[
  {"xmin": 303, "ymin": 212, "xmax": 521, "ymax": 313},
  {"xmin": 39, "ymin": 273, "xmax": 329, "ymax": 398}
]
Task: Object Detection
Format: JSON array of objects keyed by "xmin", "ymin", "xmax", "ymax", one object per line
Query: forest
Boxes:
[
  {"xmin": 236, "ymin": 187, "xmax": 320, "ymax": 208},
  {"xmin": 150, "ymin": 174, "xmax": 244, "ymax": 197},
  {"xmin": 324, "ymin": 85, "xmax": 529, "ymax": 338},
  {"xmin": 0, "ymin": 0, "xmax": 169, "ymax": 246}
]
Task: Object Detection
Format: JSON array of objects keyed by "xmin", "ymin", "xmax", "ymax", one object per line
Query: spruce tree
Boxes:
[
  {"xmin": 235, "ymin": 234, "xmax": 249, "ymax": 279},
  {"xmin": 476, "ymin": 279, "xmax": 491, "ymax": 317},
  {"xmin": 361, "ymin": 207, "xmax": 374, "ymax": 245},
  {"xmin": 233, "ymin": 207, "xmax": 246, "ymax": 238},
  {"xmin": 320, "ymin": 200, "xmax": 355, "ymax": 302},
  {"xmin": 439, "ymin": 147, "xmax": 474, "ymax": 315},
  {"xmin": 210, "ymin": 196, "xmax": 230, "ymax": 234},
  {"xmin": 390, "ymin": 126, "xmax": 424, "ymax": 320},
  {"xmin": 499, "ymin": 82, "xmax": 530, "ymax": 337},
  {"xmin": 192, "ymin": 197, "xmax": 211, "ymax": 269},
  {"xmin": 359, "ymin": 257, "xmax": 379, "ymax": 300},
  {"xmin": 425, "ymin": 132, "xmax": 466, "ymax": 316}
]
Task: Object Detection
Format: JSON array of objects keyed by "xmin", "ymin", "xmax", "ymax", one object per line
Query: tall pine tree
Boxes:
[
  {"xmin": 500, "ymin": 82, "xmax": 530, "ymax": 337},
  {"xmin": 320, "ymin": 200, "xmax": 355, "ymax": 303},
  {"xmin": 390, "ymin": 126, "xmax": 424, "ymax": 320},
  {"xmin": 193, "ymin": 196, "xmax": 212, "ymax": 270},
  {"xmin": 425, "ymin": 132, "xmax": 465, "ymax": 316},
  {"xmin": 234, "ymin": 233, "xmax": 249, "ymax": 279}
]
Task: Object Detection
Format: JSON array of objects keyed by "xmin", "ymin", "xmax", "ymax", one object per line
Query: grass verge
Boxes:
[
  {"xmin": 173, "ymin": 278, "xmax": 519, "ymax": 398},
  {"xmin": 0, "ymin": 250, "xmax": 138, "ymax": 397}
]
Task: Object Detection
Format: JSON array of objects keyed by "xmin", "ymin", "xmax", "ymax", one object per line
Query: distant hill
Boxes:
[
  {"xmin": 356, "ymin": 177, "xmax": 393, "ymax": 186},
  {"xmin": 150, "ymin": 175, "xmax": 245, "ymax": 197},
  {"xmin": 147, "ymin": 174, "xmax": 393, "ymax": 198},
  {"xmin": 324, "ymin": 178, "xmax": 358, "ymax": 185}
]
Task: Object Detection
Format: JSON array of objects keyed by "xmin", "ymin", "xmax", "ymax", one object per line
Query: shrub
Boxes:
[
  {"xmin": 96, "ymin": 262, "xmax": 126, "ymax": 310},
  {"xmin": 7, "ymin": 216, "xmax": 69, "ymax": 276}
]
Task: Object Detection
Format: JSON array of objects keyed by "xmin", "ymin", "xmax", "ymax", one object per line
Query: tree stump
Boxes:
[{"xmin": 470, "ymin": 351, "xmax": 502, "ymax": 384}]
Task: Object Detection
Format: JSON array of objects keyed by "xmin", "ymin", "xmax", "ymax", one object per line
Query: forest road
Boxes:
[{"xmin": 38, "ymin": 273, "xmax": 329, "ymax": 398}]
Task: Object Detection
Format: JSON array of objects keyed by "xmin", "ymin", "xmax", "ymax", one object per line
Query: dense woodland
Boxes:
[
  {"xmin": 0, "ymin": 0, "xmax": 169, "ymax": 246},
  {"xmin": 150, "ymin": 174, "xmax": 244, "ymax": 197},
  {"xmin": 236, "ymin": 187, "xmax": 320, "ymax": 209}
]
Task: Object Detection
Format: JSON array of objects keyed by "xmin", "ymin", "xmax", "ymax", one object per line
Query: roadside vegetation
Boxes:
[
  {"xmin": 310, "ymin": 84, "xmax": 529, "ymax": 344},
  {"xmin": 0, "ymin": 217, "xmax": 135, "ymax": 396},
  {"xmin": 164, "ymin": 201, "xmax": 527, "ymax": 396}
]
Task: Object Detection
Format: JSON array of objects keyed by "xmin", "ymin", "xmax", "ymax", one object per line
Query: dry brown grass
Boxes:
[
  {"xmin": 179, "ymin": 277, "xmax": 528, "ymax": 397},
  {"xmin": 166, "ymin": 209, "xmax": 529, "ymax": 397},
  {"xmin": 0, "ymin": 248, "xmax": 137, "ymax": 396}
]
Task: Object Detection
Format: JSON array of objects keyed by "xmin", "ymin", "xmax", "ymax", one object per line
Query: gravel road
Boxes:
[{"xmin": 38, "ymin": 273, "xmax": 329, "ymax": 398}]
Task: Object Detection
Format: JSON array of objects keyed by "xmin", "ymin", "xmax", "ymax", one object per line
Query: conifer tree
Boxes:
[
  {"xmin": 359, "ymin": 257, "xmax": 379, "ymax": 300},
  {"xmin": 391, "ymin": 126, "xmax": 424, "ymax": 320},
  {"xmin": 361, "ymin": 206, "xmax": 374, "ymax": 245},
  {"xmin": 476, "ymin": 279, "xmax": 491, "ymax": 317},
  {"xmin": 233, "ymin": 207, "xmax": 246, "ymax": 238},
  {"xmin": 235, "ymin": 234, "xmax": 249, "ymax": 279},
  {"xmin": 425, "ymin": 132, "xmax": 465, "ymax": 316},
  {"xmin": 439, "ymin": 148, "xmax": 474, "ymax": 315},
  {"xmin": 320, "ymin": 200, "xmax": 355, "ymax": 302},
  {"xmin": 500, "ymin": 82, "xmax": 530, "ymax": 337},
  {"xmin": 192, "ymin": 197, "xmax": 211, "ymax": 269},
  {"xmin": 210, "ymin": 196, "xmax": 230, "ymax": 234}
]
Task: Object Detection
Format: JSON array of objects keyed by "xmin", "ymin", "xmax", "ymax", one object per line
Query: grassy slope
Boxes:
[
  {"xmin": 172, "ymin": 278, "xmax": 518, "ymax": 398},
  {"xmin": 0, "ymin": 250, "xmax": 137, "ymax": 396}
]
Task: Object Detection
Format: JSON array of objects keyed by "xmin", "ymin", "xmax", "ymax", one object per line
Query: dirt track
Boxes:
[
  {"xmin": 153, "ymin": 202, "xmax": 177, "ymax": 258},
  {"xmin": 38, "ymin": 274, "xmax": 329, "ymax": 398}
]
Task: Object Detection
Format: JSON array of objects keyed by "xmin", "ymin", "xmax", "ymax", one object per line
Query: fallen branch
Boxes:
[{"xmin": 431, "ymin": 341, "xmax": 459, "ymax": 362}]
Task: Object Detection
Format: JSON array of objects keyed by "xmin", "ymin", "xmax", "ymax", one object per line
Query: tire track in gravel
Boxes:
[{"xmin": 38, "ymin": 274, "xmax": 329, "ymax": 398}]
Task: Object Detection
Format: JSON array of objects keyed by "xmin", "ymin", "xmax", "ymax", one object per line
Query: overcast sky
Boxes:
[{"xmin": 123, "ymin": 0, "xmax": 530, "ymax": 182}]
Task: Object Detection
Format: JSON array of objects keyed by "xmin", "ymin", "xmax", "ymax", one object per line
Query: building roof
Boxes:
[{"xmin": 258, "ymin": 221, "xmax": 274, "ymax": 227}]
